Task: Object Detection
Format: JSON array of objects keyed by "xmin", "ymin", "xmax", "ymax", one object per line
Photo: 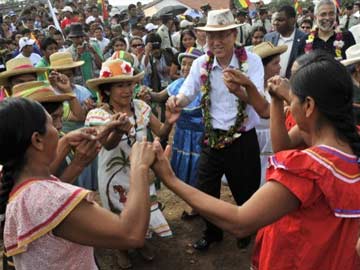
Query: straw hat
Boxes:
[
  {"xmin": 12, "ymin": 81, "xmax": 75, "ymax": 102},
  {"xmin": 341, "ymin": 44, "xmax": 360, "ymax": 66},
  {"xmin": 252, "ymin": 42, "xmax": 288, "ymax": 59},
  {"xmin": 195, "ymin": 9, "xmax": 242, "ymax": 32},
  {"xmin": 86, "ymin": 59, "xmax": 144, "ymax": 92},
  {"xmin": 49, "ymin": 52, "xmax": 84, "ymax": 70},
  {"xmin": 0, "ymin": 58, "xmax": 48, "ymax": 86}
]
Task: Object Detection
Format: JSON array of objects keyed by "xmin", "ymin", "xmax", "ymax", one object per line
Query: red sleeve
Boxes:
[{"xmin": 266, "ymin": 150, "xmax": 322, "ymax": 208}]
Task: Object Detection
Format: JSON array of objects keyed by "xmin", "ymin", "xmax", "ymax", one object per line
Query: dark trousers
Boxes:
[{"xmin": 196, "ymin": 128, "xmax": 261, "ymax": 240}]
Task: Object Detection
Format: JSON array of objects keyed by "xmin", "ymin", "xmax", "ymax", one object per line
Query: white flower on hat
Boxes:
[{"xmin": 333, "ymin": 40, "xmax": 344, "ymax": 48}]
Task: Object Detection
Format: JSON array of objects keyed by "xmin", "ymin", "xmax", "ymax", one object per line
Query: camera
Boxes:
[{"xmin": 151, "ymin": 42, "xmax": 161, "ymax": 50}]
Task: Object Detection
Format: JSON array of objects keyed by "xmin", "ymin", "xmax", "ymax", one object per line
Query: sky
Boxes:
[{"xmin": 109, "ymin": 0, "xmax": 153, "ymax": 7}]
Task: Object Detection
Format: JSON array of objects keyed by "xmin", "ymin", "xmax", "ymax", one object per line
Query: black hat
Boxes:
[
  {"xmin": 200, "ymin": 3, "xmax": 211, "ymax": 11},
  {"xmin": 67, "ymin": 23, "xmax": 85, "ymax": 38},
  {"xmin": 237, "ymin": 9, "xmax": 248, "ymax": 16}
]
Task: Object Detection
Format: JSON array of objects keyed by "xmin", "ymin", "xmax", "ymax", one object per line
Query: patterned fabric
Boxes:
[
  {"xmin": 4, "ymin": 177, "xmax": 97, "ymax": 270},
  {"xmin": 86, "ymin": 99, "xmax": 172, "ymax": 238},
  {"xmin": 167, "ymin": 78, "xmax": 204, "ymax": 186},
  {"xmin": 252, "ymin": 145, "xmax": 360, "ymax": 270}
]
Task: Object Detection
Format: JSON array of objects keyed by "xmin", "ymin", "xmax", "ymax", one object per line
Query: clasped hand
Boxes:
[{"xmin": 223, "ymin": 68, "xmax": 251, "ymax": 102}]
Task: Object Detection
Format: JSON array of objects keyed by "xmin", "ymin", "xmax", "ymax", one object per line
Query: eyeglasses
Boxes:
[
  {"xmin": 206, "ymin": 30, "xmax": 233, "ymax": 40},
  {"xmin": 131, "ymin": 44, "xmax": 144, "ymax": 48}
]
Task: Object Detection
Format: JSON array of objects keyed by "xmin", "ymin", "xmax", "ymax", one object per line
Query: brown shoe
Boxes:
[{"xmin": 117, "ymin": 250, "xmax": 132, "ymax": 269}]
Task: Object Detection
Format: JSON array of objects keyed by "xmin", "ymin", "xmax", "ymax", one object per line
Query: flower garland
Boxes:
[
  {"xmin": 304, "ymin": 27, "xmax": 344, "ymax": 60},
  {"xmin": 200, "ymin": 46, "xmax": 248, "ymax": 149}
]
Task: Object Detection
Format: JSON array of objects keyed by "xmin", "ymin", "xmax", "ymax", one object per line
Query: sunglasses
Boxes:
[
  {"xmin": 131, "ymin": 44, "xmax": 144, "ymax": 48},
  {"xmin": 301, "ymin": 26, "xmax": 311, "ymax": 29}
]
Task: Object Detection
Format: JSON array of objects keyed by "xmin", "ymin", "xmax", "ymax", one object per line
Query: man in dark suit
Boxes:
[{"xmin": 264, "ymin": 5, "xmax": 305, "ymax": 78}]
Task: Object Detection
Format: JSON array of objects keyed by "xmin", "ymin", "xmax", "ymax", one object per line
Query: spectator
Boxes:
[
  {"xmin": 299, "ymin": 19, "xmax": 313, "ymax": 34},
  {"xmin": 85, "ymin": 5, "xmax": 103, "ymax": 24},
  {"xmin": 60, "ymin": 6, "xmax": 79, "ymax": 29},
  {"xmin": 253, "ymin": 8, "xmax": 272, "ymax": 33},
  {"xmin": 128, "ymin": 4, "xmax": 139, "ymax": 28},
  {"xmin": 236, "ymin": 9, "xmax": 252, "ymax": 45},
  {"xmin": 15, "ymin": 37, "xmax": 42, "ymax": 66},
  {"xmin": 246, "ymin": 26, "xmax": 267, "ymax": 50},
  {"xmin": 157, "ymin": 15, "xmax": 175, "ymax": 50},
  {"xmin": 36, "ymin": 37, "xmax": 58, "ymax": 80},
  {"xmin": 91, "ymin": 26, "xmax": 110, "ymax": 53}
]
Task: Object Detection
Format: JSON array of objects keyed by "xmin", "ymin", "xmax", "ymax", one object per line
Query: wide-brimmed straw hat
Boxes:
[
  {"xmin": 195, "ymin": 9, "xmax": 242, "ymax": 32},
  {"xmin": 341, "ymin": 44, "xmax": 360, "ymax": 66},
  {"xmin": 49, "ymin": 52, "xmax": 84, "ymax": 70},
  {"xmin": 252, "ymin": 42, "xmax": 288, "ymax": 59},
  {"xmin": 86, "ymin": 59, "xmax": 144, "ymax": 92},
  {"xmin": 12, "ymin": 81, "xmax": 75, "ymax": 102},
  {"xmin": 178, "ymin": 47, "xmax": 204, "ymax": 63},
  {"xmin": 0, "ymin": 58, "xmax": 48, "ymax": 86}
]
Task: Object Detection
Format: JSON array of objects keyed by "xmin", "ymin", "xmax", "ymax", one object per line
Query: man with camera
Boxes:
[{"xmin": 66, "ymin": 23, "xmax": 103, "ymax": 87}]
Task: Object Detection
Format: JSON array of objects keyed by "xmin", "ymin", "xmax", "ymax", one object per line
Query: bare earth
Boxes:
[{"xmin": 96, "ymin": 185, "xmax": 253, "ymax": 270}]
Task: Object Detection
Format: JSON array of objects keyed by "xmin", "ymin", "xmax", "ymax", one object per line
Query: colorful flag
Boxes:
[
  {"xmin": 294, "ymin": 0, "xmax": 302, "ymax": 14},
  {"xmin": 98, "ymin": 0, "xmax": 109, "ymax": 25},
  {"xmin": 333, "ymin": 0, "xmax": 341, "ymax": 8},
  {"xmin": 234, "ymin": 0, "xmax": 251, "ymax": 9}
]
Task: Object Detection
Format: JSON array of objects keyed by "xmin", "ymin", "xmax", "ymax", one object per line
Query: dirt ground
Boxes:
[{"xmin": 96, "ymin": 185, "xmax": 253, "ymax": 270}]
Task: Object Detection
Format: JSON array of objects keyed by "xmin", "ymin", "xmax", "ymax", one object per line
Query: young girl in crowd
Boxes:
[
  {"xmin": 0, "ymin": 97, "xmax": 156, "ymax": 270},
  {"xmin": 161, "ymin": 52, "xmax": 360, "ymax": 269},
  {"xmin": 85, "ymin": 59, "xmax": 173, "ymax": 268}
]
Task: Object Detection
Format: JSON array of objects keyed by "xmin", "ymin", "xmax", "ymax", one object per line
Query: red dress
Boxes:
[{"xmin": 252, "ymin": 145, "xmax": 360, "ymax": 270}]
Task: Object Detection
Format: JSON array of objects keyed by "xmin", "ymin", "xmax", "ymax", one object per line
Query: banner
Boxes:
[
  {"xmin": 294, "ymin": 0, "xmax": 302, "ymax": 14},
  {"xmin": 98, "ymin": 0, "xmax": 109, "ymax": 25}
]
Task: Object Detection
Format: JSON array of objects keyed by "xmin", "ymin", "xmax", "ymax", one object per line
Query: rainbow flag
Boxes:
[
  {"xmin": 97, "ymin": 0, "xmax": 109, "ymax": 25},
  {"xmin": 234, "ymin": 0, "xmax": 251, "ymax": 9},
  {"xmin": 294, "ymin": 0, "xmax": 302, "ymax": 14}
]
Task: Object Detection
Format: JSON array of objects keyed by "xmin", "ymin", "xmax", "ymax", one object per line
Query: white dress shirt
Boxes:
[
  {"xmin": 278, "ymin": 29, "xmax": 295, "ymax": 78},
  {"xmin": 179, "ymin": 50, "xmax": 264, "ymax": 131}
]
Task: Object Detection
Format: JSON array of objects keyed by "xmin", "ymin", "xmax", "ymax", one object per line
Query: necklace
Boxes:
[
  {"xmin": 304, "ymin": 27, "xmax": 344, "ymax": 60},
  {"xmin": 200, "ymin": 46, "xmax": 248, "ymax": 149},
  {"xmin": 109, "ymin": 101, "xmax": 137, "ymax": 147}
]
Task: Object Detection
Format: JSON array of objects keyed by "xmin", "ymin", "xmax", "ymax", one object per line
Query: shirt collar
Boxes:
[
  {"xmin": 279, "ymin": 28, "xmax": 296, "ymax": 41},
  {"xmin": 212, "ymin": 50, "xmax": 238, "ymax": 70}
]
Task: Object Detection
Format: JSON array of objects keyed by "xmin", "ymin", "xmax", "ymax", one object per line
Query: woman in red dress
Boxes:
[{"xmin": 160, "ymin": 52, "xmax": 360, "ymax": 269}]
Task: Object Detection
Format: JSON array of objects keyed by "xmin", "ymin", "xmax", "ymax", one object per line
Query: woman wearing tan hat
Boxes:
[
  {"xmin": 252, "ymin": 41, "xmax": 287, "ymax": 186},
  {"xmin": 86, "ymin": 59, "xmax": 174, "ymax": 267}
]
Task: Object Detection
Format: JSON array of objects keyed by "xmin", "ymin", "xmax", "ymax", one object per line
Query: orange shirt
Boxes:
[{"xmin": 252, "ymin": 146, "xmax": 360, "ymax": 270}]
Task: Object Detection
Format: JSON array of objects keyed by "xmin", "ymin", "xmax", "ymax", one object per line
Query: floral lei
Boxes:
[
  {"xmin": 200, "ymin": 46, "xmax": 248, "ymax": 149},
  {"xmin": 304, "ymin": 27, "xmax": 344, "ymax": 60}
]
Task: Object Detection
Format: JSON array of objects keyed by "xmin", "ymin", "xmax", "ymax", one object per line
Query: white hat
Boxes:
[
  {"xmin": 341, "ymin": 44, "xmax": 360, "ymax": 66},
  {"xmin": 145, "ymin": 23, "xmax": 158, "ymax": 32},
  {"xmin": 196, "ymin": 9, "xmax": 242, "ymax": 32},
  {"xmin": 180, "ymin": 20, "xmax": 194, "ymax": 29},
  {"xmin": 19, "ymin": 37, "xmax": 35, "ymax": 52},
  {"xmin": 62, "ymin": 6, "xmax": 73, "ymax": 13}
]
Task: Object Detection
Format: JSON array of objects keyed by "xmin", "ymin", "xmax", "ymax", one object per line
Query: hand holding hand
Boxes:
[
  {"xmin": 130, "ymin": 137, "xmax": 155, "ymax": 169},
  {"xmin": 72, "ymin": 139, "xmax": 100, "ymax": 168},
  {"xmin": 165, "ymin": 96, "xmax": 182, "ymax": 124},
  {"xmin": 137, "ymin": 86, "xmax": 152, "ymax": 104},
  {"xmin": 267, "ymin": 75, "xmax": 291, "ymax": 103},
  {"xmin": 65, "ymin": 127, "xmax": 98, "ymax": 147},
  {"xmin": 223, "ymin": 68, "xmax": 252, "ymax": 101},
  {"xmin": 152, "ymin": 138, "xmax": 175, "ymax": 186}
]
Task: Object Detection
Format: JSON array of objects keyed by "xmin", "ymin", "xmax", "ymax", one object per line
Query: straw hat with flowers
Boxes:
[
  {"xmin": 0, "ymin": 58, "xmax": 48, "ymax": 86},
  {"xmin": 49, "ymin": 52, "xmax": 84, "ymax": 70},
  {"xmin": 12, "ymin": 81, "xmax": 75, "ymax": 103},
  {"xmin": 86, "ymin": 59, "xmax": 144, "ymax": 92}
]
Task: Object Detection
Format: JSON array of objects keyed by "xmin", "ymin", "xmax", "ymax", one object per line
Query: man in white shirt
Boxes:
[
  {"xmin": 264, "ymin": 5, "xmax": 305, "ymax": 78},
  {"xmin": 91, "ymin": 26, "xmax": 110, "ymax": 53},
  {"xmin": 235, "ymin": 9, "xmax": 252, "ymax": 45},
  {"xmin": 15, "ymin": 37, "xmax": 42, "ymax": 66},
  {"xmin": 167, "ymin": 9, "xmax": 268, "ymax": 251},
  {"xmin": 85, "ymin": 5, "xmax": 104, "ymax": 24}
]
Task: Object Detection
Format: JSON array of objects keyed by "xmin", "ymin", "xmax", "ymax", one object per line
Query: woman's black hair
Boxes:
[
  {"xmin": 179, "ymin": 29, "xmax": 196, "ymax": 53},
  {"xmin": 41, "ymin": 101, "xmax": 63, "ymax": 115},
  {"xmin": 290, "ymin": 52, "xmax": 360, "ymax": 157},
  {"xmin": 0, "ymin": 98, "xmax": 47, "ymax": 217},
  {"xmin": 262, "ymin": 53, "xmax": 280, "ymax": 67}
]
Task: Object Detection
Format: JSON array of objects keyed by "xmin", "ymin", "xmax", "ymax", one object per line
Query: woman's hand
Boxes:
[
  {"xmin": 130, "ymin": 137, "xmax": 155, "ymax": 169},
  {"xmin": 72, "ymin": 139, "xmax": 100, "ymax": 168},
  {"xmin": 49, "ymin": 71, "xmax": 73, "ymax": 93},
  {"xmin": 137, "ymin": 86, "xmax": 152, "ymax": 104},
  {"xmin": 65, "ymin": 127, "xmax": 98, "ymax": 147},
  {"xmin": 267, "ymin": 75, "xmax": 291, "ymax": 103},
  {"xmin": 165, "ymin": 102, "xmax": 181, "ymax": 124},
  {"xmin": 223, "ymin": 69, "xmax": 251, "ymax": 102},
  {"xmin": 152, "ymin": 138, "xmax": 176, "ymax": 186}
]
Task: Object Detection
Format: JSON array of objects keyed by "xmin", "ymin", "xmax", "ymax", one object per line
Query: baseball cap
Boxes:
[
  {"xmin": 145, "ymin": 23, "xmax": 158, "ymax": 32},
  {"xmin": 62, "ymin": 6, "xmax": 73, "ymax": 13},
  {"xmin": 19, "ymin": 37, "xmax": 35, "ymax": 52},
  {"xmin": 180, "ymin": 20, "xmax": 194, "ymax": 29}
]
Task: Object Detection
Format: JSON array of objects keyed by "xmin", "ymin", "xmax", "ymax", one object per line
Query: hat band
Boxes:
[
  {"xmin": 204, "ymin": 23, "xmax": 236, "ymax": 28},
  {"xmin": 13, "ymin": 86, "xmax": 53, "ymax": 98},
  {"xmin": 51, "ymin": 58, "xmax": 78, "ymax": 67},
  {"xmin": 12, "ymin": 64, "xmax": 34, "ymax": 70}
]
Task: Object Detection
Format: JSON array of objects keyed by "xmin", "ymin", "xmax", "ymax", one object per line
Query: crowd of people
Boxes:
[{"xmin": 0, "ymin": 0, "xmax": 360, "ymax": 269}]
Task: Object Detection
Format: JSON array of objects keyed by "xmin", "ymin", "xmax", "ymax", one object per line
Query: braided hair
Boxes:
[
  {"xmin": 0, "ymin": 98, "xmax": 47, "ymax": 218},
  {"xmin": 290, "ymin": 52, "xmax": 360, "ymax": 157}
]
